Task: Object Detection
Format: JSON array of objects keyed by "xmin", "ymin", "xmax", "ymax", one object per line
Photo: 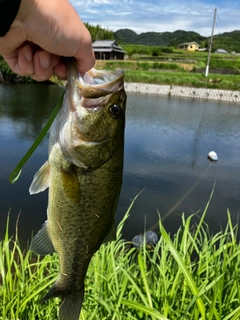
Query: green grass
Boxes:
[
  {"xmin": 1, "ymin": 192, "xmax": 240, "ymax": 319},
  {"xmin": 100, "ymin": 60, "xmax": 185, "ymax": 72},
  {"xmin": 94, "ymin": 57, "xmax": 240, "ymax": 90},
  {"xmin": 123, "ymin": 70, "xmax": 240, "ymax": 90},
  {"xmin": 2, "ymin": 52, "xmax": 240, "ymax": 91}
]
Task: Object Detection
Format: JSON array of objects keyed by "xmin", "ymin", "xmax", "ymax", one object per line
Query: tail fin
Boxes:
[
  {"xmin": 41, "ymin": 282, "xmax": 84, "ymax": 320},
  {"xmin": 59, "ymin": 291, "xmax": 84, "ymax": 320}
]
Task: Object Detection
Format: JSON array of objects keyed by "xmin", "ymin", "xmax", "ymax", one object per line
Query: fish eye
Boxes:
[{"xmin": 109, "ymin": 104, "xmax": 122, "ymax": 117}]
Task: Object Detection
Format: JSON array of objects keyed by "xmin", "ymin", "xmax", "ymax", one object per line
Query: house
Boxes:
[
  {"xmin": 215, "ymin": 48, "xmax": 228, "ymax": 54},
  {"xmin": 92, "ymin": 40, "xmax": 126, "ymax": 60},
  {"xmin": 178, "ymin": 42, "xmax": 199, "ymax": 51}
]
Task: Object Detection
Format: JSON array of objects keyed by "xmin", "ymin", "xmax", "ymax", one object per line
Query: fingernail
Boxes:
[
  {"xmin": 24, "ymin": 45, "xmax": 32, "ymax": 62},
  {"xmin": 39, "ymin": 51, "xmax": 50, "ymax": 69}
]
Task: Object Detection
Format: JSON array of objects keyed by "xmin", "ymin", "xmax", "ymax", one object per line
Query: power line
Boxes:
[{"xmin": 215, "ymin": 11, "xmax": 224, "ymax": 35}]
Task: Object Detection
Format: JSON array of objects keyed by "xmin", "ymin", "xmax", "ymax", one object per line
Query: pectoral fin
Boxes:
[
  {"xmin": 29, "ymin": 161, "xmax": 50, "ymax": 195},
  {"xmin": 30, "ymin": 221, "xmax": 55, "ymax": 256},
  {"xmin": 103, "ymin": 221, "xmax": 116, "ymax": 244}
]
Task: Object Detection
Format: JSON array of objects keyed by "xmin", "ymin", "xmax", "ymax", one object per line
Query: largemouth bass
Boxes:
[{"xmin": 29, "ymin": 59, "xmax": 126, "ymax": 320}]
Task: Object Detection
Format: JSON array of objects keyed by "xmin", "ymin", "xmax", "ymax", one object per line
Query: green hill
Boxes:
[
  {"xmin": 114, "ymin": 29, "xmax": 206, "ymax": 46},
  {"xmin": 169, "ymin": 30, "xmax": 206, "ymax": 46},
  {"xmin": 114, "ymin": 29, "xmax": 138, "ymax": 44},
  {"xmin": 114, "ymin": 28, "xmax": 240, "ymax": 52},
  {"xmin": 82, "ymin": 23, "xmax": 240, "ymax": 52}
]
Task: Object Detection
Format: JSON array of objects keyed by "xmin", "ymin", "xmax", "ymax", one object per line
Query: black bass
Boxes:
[{"xmin": 29, "ymin": 59, "xmax": 126, "ymax": 320}]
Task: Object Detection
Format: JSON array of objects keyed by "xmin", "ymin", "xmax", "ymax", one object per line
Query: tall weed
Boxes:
[{"xmin": 1, "ymin": 192, "xmax": 240, "ymax": 319}]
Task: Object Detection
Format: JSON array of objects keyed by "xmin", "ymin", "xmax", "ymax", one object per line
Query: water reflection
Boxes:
[
  {"xmin": 0, "ymin": 84, "xmax": 64, "ymax": 241},
  {"xmin": 0, "ymin": 83, "xmax": 240, "ymax": 242},
  {"xmin": 119, "ymin": 93, "xmax": 240, "ymax": 238},
  {"xmin": 0, "ymin": 83, "xmax": 64, "ymax": 140}
]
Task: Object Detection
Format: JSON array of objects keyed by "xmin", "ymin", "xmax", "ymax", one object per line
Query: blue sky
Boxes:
[{"xmin": 70, "ymin": 0, "xmax": 240, "ymax": 36}]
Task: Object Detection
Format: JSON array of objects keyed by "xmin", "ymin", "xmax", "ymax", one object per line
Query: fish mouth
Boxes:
[
  {"xmin": 81, "ymin": 68, "xmax": 124, "ymax": 86},
  {"xmin": 67, "ymin": 59, "xmax": 125, "ymax": 100},
  {"xmin": 78, "ymin": 69, "xmax": 124, "ymax": 99},
  {"xmin": 57, "ymin": 59, "xmax": 126, "ymax": 168}
]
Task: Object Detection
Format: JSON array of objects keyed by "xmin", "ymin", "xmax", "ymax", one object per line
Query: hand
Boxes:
[{"xmin": 0, "ymin": 0, "xmax": 95, "ymax": 81}]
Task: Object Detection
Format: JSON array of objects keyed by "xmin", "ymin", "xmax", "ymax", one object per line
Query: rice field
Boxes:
[{"xmin": 1, "ymin": 191, "xmax": 240, "ymax": 320}]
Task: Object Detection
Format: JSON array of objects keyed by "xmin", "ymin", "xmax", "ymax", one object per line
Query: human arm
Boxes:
[{"xmin": 0, "ymin": 0, "xmax": 95, "ymax": 81}]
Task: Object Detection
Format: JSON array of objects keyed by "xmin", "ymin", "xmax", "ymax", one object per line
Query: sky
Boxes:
[{"xmin": 70, "ymin": 0, "xmax": 240, "ymax": 37}]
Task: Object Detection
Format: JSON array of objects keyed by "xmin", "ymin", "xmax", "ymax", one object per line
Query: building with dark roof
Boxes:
[{"xmin": 92, "ymin": 40, "xmax": 126, "ymax": 60}]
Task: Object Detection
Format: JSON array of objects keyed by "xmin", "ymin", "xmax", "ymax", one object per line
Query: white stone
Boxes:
[{"xmin": 208, "ymin": 151, "xmax": 218, "ymax": 161}]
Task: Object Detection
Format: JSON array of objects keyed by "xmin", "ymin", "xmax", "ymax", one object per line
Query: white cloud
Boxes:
[{"xmin": 70, "ymin": 0, "xmax": 240, "ymax": 36}]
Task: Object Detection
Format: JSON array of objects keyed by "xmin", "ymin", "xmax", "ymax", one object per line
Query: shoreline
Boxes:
[
  {"xmin": 1, "ymin": 74, "xmax": 240, "ymax": 103},
  {"xmin": 124, "ymin": 82, "xmax": 240, "ymax": 103}
]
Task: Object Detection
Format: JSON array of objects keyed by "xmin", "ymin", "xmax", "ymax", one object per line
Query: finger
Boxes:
[
  {"xmin": 32, "ymin": 50, "xmax": 61, "ymax": 82},
  {"xmin": 75, "ymin": 48, "xmax": 95, "ymax": 75},
  {"xmin": 53, "ymin": 62, "xmax": 67, "ymax": 79},
  {"xmin": 4, "ymin": 45, "xmax": 34, "ymax": 77},
  {"xmin": 74, "ymin": 30, "xmax": 95, "ymax": 74},
  {"xmin": 31, "ymin": 50, "xmax": 54, "ymax": 81}
]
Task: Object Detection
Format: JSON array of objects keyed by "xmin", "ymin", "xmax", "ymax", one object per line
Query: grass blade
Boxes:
[
  {"xmin": 121, "ymin": 299, "xmax": 169, "ymax": 320},
  {"xmin": 160, "ymin": 221, "xmax": 206, "ymax": 320},
  {"xmin": 9, "ymin": 90, "xmax": 65, "ymax": 183}
]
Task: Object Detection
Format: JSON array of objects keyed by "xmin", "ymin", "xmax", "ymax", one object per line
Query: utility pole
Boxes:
[{"xmin": 205, "ymin": 8, "xmax": 217, "ymax": 77}]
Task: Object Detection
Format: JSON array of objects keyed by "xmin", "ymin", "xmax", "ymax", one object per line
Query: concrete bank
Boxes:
[{"xmin": 124, "ymin": 82, "xmax": 240, "ymax": 103}]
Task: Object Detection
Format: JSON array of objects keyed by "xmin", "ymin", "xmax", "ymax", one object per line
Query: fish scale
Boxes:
[{"xmin": 29, "ymin": 58, "xmax": 126, "ymax": 320}]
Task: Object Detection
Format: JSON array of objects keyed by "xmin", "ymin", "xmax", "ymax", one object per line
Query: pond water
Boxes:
[{"xmin": 1, "ymin": 83, "xmax": 240, "ymax": 242}]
